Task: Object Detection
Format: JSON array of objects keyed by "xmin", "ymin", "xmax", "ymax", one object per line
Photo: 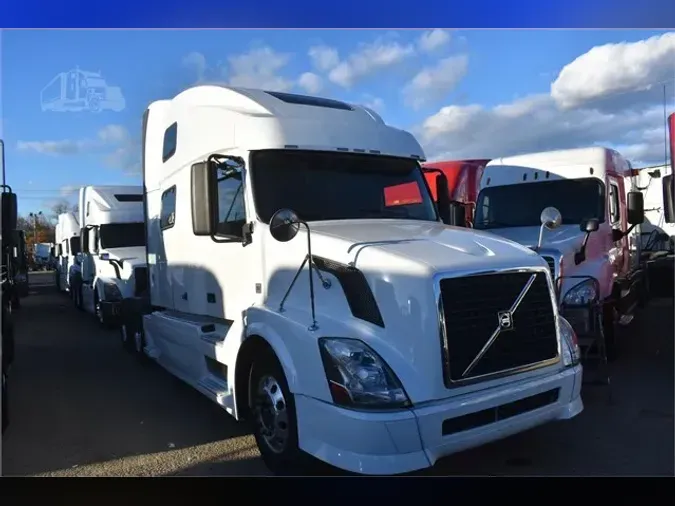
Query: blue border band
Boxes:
[{"xmin": 2, "ymin": 0, "xmax": 675, "ymax": 28}]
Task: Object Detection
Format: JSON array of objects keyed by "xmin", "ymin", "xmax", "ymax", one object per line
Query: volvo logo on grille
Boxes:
[
  {"xmin": 498, "ymin": 310, "xmax": 513, "ymax": 330},
  {"xmin": 461, "ymin": 273, "xmax": 538, "ymax": 379}
]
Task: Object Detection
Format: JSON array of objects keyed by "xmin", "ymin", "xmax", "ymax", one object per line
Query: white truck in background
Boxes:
[
  {"xmin": 71, "ymin": 185, "xmax": 148, "ymax": 327},
  {"xmin": 119, "ymin": 86, "xmax": 583, "ymax": 475},
  {"xmin": 54, "ymin": 212, "xmax": 81, "ymax": 294},
  {"xmin": 474, "ymin": 147, "xmax": 648, "ymax": 361}
]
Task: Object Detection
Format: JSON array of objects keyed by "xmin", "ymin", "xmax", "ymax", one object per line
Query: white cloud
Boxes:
[
  {"xmin": 59, "ymin": 185, "xmax": 79, "ymax": 197},
  {"xmin": 17, "ymin": 140, "xmax": 89, "ymax": 155},
  {"xmin": 297, "ymin": 72, "xmax": 323, "ymax": 94},
  {"xmin": 227, "ymin": 46, "xmax": 293, "ymax": 92},
  {"xmin": 361, "ymin": 94, "xmax": 385, "ymax": 111},
  {"xmin": 417, "ymin": 94, "xmax": 668, "ymax": 167},
  {"xmin": 403, "ymin": 55, "xmax": 469, "ymax": 110},
  {"xmin": 17, "ymin": 125, "xmax": 140, "ymax": 175},
  {"xmin": 308, "ymin": 45, "xmax": 340, "ymax": 71},
  {"xmin": 551, "ymin": 32, "xmax": 675, "ymax": 111},
  {"xmin": 417, "ymin": 29, "xmax": 451, "ymax": 53},
  {"xmin": 328, "ymin": 37, "xmax": 415, "ymax": 88},
  {"xmin": 182, "ymin": 51, "xmax": 207, "ymax": 81}
]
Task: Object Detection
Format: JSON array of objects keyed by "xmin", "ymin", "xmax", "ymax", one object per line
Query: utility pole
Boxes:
[{"xmin": 29, "ymin": 211, "xmax": 43, "ymax": 246}]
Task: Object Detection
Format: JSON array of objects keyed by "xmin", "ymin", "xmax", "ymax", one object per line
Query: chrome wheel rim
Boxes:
[{"xmin": 253, "ymin": 375, "xmax": 289, "ymax": 454}]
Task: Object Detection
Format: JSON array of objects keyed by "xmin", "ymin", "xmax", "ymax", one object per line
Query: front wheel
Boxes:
[
  {"xmin": 249, "ymin": 350, "xmax": 308, "ymax": 475},
  {"xmin": 2, "ymin": 372, "xmax": 8, "ymax": 435}
]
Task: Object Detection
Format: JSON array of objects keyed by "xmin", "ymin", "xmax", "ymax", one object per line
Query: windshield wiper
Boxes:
[
  {"xmin": 358, "ymin": 207, "xmax": 411, "ymax": 219},
  {"xmin": 475, "ymin": 220, "xmax": 514, "ymax": 229}
]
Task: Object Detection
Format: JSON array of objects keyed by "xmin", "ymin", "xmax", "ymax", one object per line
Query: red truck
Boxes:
[{"xmin": 383, "ymin": 159, "xmax": 489, "ymax": 227}]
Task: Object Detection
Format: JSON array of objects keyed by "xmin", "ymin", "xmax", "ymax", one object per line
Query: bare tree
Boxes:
[{"xmin": 49, "ymin": 199, "xmax": 77, "ymax": 223}]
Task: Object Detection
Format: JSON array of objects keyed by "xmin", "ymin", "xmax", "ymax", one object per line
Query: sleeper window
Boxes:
[
  {"xmin": 160, "ymin": 186, "xmax": 177, "ymax": 230},
  {"xmin": 163, "ymin": 122, "xmax": 177, "ymax": 162},
  {"xmin": 609, "ymin": 183, "xmax": 620, "ymax": 224}
]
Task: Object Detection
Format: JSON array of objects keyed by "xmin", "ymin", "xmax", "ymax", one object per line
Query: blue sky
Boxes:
[{"xmin": 2, "ymin": 29, "xmax": 674, "ymax": 216}]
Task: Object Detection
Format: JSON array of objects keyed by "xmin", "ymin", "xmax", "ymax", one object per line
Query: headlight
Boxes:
[
  {"xmin": 319, "ymin": 338, "xmax": 410, "ymax": 410},
  {"xmin": 558, "ymin": 315, "xmax": 580, "ymax": 367},
  {"xmin": 103, "ymin": 282, "xmax": 123, "ymax": 301},
  {"xmin": 562, "ymin": 279, "xmax": 598, "ymax": 306}
]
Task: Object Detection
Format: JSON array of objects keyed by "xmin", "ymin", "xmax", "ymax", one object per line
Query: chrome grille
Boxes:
[
  {"xmin": 541, "ymin": 256, "xmax": 556, "ymax": 282},
  {"xmin": 438, "ymin": 271, "xmax": 558, "ymax": 386}
]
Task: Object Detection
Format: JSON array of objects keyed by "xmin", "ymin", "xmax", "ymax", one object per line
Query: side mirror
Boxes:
[
  {"xmin": 662, "ymin": 174, "xmax": 674, "ymax": 224},
  {"xmin": 1, "ymin": 191, "xmax": 17, "ymax": 239},
  {"xmin": 540, "ymin": 207, "xmax": 562, "ymax": 230},
  {"xmin": 448, "ymin": 201, "xmax": 466, "ymax": 227},
  {"xmin": 80, "ymin": 228, "xmax": 88, "ymax": 253},
  {"xmin": 191, "ymin": 161, "xmax": 217, "ymax": 236},
  {"xmin": 269, "ymin": 209, "xmax": 301, "ymax": 242},
  {"xmin": 435, "ymin": 173, "xmax": 451, "ymax": 224},
  {"xmin": 580, "ymin": 218, "xmax": 599, "ymax": 233},
  {"xmin": 627, "ymin": 191, "xmax": 644, "ymax": 225},
  {"xmin": 575, "ymin": 218, "xmax": 600, "ymax": 265}
]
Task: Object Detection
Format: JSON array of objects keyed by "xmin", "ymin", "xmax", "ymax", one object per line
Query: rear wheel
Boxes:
[
  {"xmin": 603, "ymin": 304, "xmax": 618, "ymax": 362},
  {"xmin": 249, "ymin": 348, "xmax": 308, "ymax": 475}
]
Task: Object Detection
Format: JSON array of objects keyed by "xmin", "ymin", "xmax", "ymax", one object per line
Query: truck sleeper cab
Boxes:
[
  {"xmin": 55, "ymin": 212, "xmax": 81, "ymax": 293},
  {"xmin": 74, "ymin": 185, "xmax": 148, "ymax": 327},
  {"xmin": 124, "ymin": 85, "xmax": 583, "ymax": 475},
  {"xmin": 475, "ymin": 147, "xmax": 647, "ymax": 361}
]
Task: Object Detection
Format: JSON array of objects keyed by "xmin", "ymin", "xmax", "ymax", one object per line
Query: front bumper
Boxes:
[{"xmin": 295, "ymin": 365, "xmax": 583, "ymax": 475}]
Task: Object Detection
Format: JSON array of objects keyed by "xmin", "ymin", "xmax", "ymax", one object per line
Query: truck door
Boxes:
[{"xmin": 607, "ymin": 175, "xmax": 628, "ymax": 277}]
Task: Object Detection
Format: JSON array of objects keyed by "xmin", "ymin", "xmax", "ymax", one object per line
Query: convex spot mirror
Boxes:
[
  {"xmin": 580, "ymin": 218, "xmax": 599, "ymax": 233},
  {"xmin": 540, "ymin": 207, "xmax": 562, "ymax": 230},
  {"xmin": 270, "ymin": 209, "xmax": 301, "ymax": 242}
]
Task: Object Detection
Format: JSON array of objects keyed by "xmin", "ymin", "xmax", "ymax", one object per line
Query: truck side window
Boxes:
[
  {"xmin": 160, "ymin": 186, "xmax": 177, "ymax": 230},
  {"xmin": 609, "ymin": 183, "xmax": 620, "ymax": 224},
  {"xmin": 163, "ymin": 122, "xmax": 177, "ymax": 163},
  {"xmin": 216, "ymin": 167, "xmax": 246, "ymax": 236}
]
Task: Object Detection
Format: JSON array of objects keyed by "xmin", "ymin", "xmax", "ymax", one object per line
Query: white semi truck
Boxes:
[
  {"xmin": 474, "ymin": 147, "xmax": 648, "ymax": 361},
  {"xmin": 54, "ymin": 211, "xmax": 81, "ymax": 293},
  {"xmin": 119, "ymin": 86, "xmax": 583, "ymax": 475},
  {"xmin": 71, "ymin": 185, "xmax": 148, "ymax": 327}
]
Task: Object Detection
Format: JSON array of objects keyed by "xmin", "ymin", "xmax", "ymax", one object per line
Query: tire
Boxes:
[
  {"xmin": 603, "ymin": 304, "xmax": 619, "ymax": 362},
  {"xmin": 120, "ymin": 322, "xmax": 133, "ymax": 352},
  {"xmin": 2, "ymin": 372, "xmax": 8, "ymax": 436},
  {"xmin": 75, "ymin": 284, "xmax": 84, "ymax": 311},
  {"xmin": 248, "ymin": 348, "xmax": 308, "ymax": 475}
]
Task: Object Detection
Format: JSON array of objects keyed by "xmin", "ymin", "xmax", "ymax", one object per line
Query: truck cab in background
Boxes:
[
  {"xmin": 422, "ymin": 159, "xmax": 490, "ymax": 227},
  {"xmin": 73, "ymin": 185, "xmax": 148, "ymax": 327},
  {"xmin": 55, "ymin": 212, "xmax": 81, "ymax": 294},
  {"xmin": 121, "ymin": 86, "xmax": 583, "ymax": 476},
  {"xmin": 475, "ymin": 147, "xmax": 646, "ymax": 361}
]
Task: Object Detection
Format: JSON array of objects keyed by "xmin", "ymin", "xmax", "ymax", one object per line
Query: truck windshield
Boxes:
[
  {"xmin": 99, "ymin": 223, "xmax": 145, "ymax": 249},
  {"xmin": 474, "ymin": 178, "xmax": 605, "ymax": 229},
  {"xmin": 250, "ymin": 150, "xmax": 438, "ymax": 223}
]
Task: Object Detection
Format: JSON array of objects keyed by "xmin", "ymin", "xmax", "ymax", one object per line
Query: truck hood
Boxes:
[
  {"xmin": 481, "ymin": 225, "xmax": 585, "ymax": 257},
  {"xmin": 265, "ymin": 219, "xmax": 557, "ymax": 403},
  {"xmin": 308, "ymin": 219, "xmax": 541, "ymax": 272},
  {"xmin": 102, "ymin": 247, "xmax": 146, "ymax": 267}
]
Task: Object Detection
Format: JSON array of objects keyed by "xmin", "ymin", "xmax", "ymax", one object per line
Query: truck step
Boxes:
[
  {"xmin": 198, "ymin": 376, "xmax": 228, "ymax": 399},
  {"xmin": 618, "ymin": 314, "xmax": 634, "ymax": 326},
  {"xmin": 200, "ymin": 332, "xmax": 225, "ymax": 345}
]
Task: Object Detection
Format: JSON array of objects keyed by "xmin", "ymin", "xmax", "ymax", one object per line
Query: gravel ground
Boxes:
[{"xmin": 2, "ymin": 271, "xmax": 673, "ymax": 476}]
